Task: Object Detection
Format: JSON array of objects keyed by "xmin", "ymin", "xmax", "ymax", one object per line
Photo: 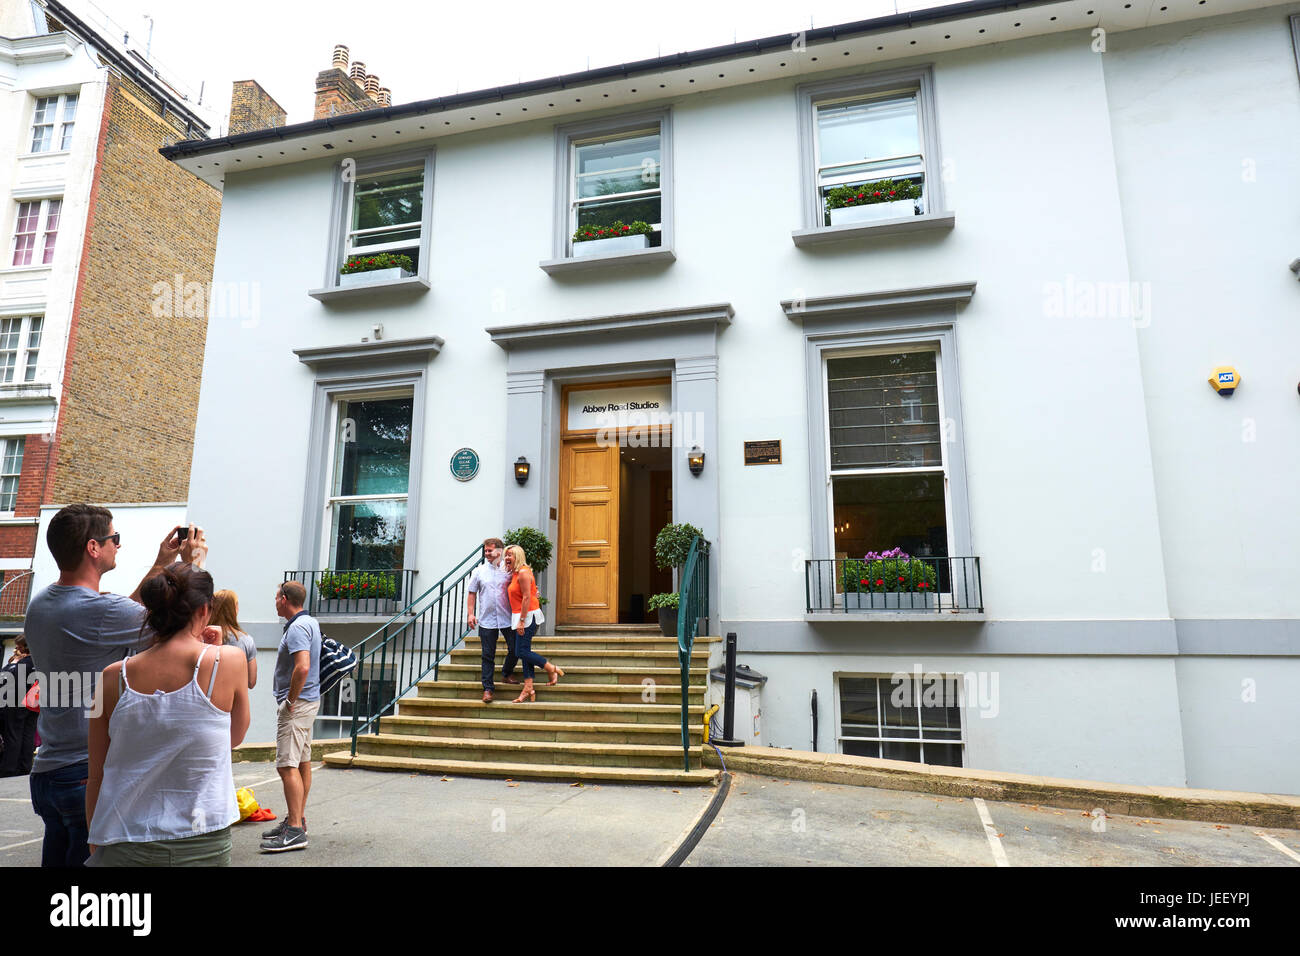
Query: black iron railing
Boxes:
[
  {"xmin": 282, "ymin": 568, "xmax": 416, "ymax": 617},
  {"xmin": 677, "ymin": 536, "xmax": 710, "ymax": 770},
  {"xmin": 346, "ymin": 546, "xmax": 482, "ymax": 754},
  {"xmin": 805, "ymin": 556, "xmax": 983, "ymax": 613}
]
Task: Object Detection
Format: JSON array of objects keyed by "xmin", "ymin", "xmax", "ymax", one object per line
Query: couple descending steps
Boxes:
[
  {"xmin": 321, "ymin": 536, "xmax": 720, "ymax": 784},
  {"xmin": 467, "ymin": 538, "xmax": 563, "ymax": 704}
]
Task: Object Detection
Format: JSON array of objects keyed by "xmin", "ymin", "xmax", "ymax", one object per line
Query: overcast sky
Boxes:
[{"xmin": 67, "ymin": 0, "xmax": 950, "ymax": 134}]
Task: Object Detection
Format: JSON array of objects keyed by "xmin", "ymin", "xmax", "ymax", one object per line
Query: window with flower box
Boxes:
[
  {"xmin": 794, "ymin": 67, "xmax": 949, "ymax": 241},
  {"xmin": 318, "ymin": 148, "xmax": 434, "ymax": 295},
  {"xmin": 11, "ymin": 199, "xmax": 61, "ymax": 266},
  {"xmin": 30, "ymin": 93, "xmax": 77, "ymax": 153},
  {"xmin": 546, "ymin": 109, "xmax": 674, "ymax": 269}
]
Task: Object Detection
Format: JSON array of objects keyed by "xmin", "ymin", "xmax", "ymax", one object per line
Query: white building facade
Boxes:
[{"xmin": 167, "ymin": 0, "xmax": 1300, "ymax": 792}]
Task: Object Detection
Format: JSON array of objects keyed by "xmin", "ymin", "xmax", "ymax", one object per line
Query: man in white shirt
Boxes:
[{"xmin": 466, "ymin": 537, "xmax": 517, "ymax": 703}]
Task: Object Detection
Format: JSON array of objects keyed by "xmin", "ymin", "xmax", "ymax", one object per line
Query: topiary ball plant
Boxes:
[
  {"xmin": 503, "ymin": 526, "xmax": 553, "ymax": 576},
  {"xmin": 654, "ymin": 523, "xmax": 704, "ymax": 572}
]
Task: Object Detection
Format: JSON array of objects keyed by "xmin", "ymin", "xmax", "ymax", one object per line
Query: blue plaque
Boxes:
[{"xmin": 450, "ymin": 447, "xmax": 480, "ymax": 481}]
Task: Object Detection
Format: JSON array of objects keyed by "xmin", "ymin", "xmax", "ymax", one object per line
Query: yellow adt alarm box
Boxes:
[{"xmin": 1208, "ymin": 366, "xmax": 1240, "ymax": 396}]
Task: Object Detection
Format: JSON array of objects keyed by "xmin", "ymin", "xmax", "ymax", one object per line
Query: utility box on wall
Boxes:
[{"xmin": 709, "ymin": 664, "xmax": 768, "ymax": 746}]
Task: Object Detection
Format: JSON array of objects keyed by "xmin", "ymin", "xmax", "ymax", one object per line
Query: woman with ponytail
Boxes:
[{"xmin": 85, "ymin": 564, "xmax": 249, "ymax": 866}]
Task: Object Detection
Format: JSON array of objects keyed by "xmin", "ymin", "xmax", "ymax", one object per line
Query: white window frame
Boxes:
[
  {"xmin": 796, "ymin": 67, "xmax": 946, "ymax": 231},
  {"xmin": 0, "ymin": 315, "xmax": 44, "ymax": 384},
  {"xmin": 0, "ymin": 438, "xmax": 24, "ymax": 515},
  {"xmin": 319, "ymin": 387, "xmax": 416, "ymax": 572},
  {"xmin": 10, "ymin": 198, "xmax": 62, "ymax": 267},
  {"xmin": 552, "ymin": 108, "xmax": 673, "ymax": 259},
  {"xmin": 322, "ymin": 147, "xmax": 434, "ymax": 289},
  {"xmin": 835, "ymin": 672, "xmax": 966, "ymax": 767},
  {"xmin": 29, "ymin": 92, "xmax": 78, "ymax": 154},
  {"xmin": 822, "ymin": 343, "xmax": 953, "ymax": 563}
]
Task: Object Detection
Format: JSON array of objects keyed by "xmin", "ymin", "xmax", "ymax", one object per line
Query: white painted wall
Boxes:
[
  {"xmin": 743, "ymin": 650, "xmax": 1190, "ymax": 787},
  {"xmin": 32, "ymin": 502, "xmax": 188, "ymax": 598},
  {"xmin": 1104, "ymin": 5, "xmax": 1300, "ymax": 619}
]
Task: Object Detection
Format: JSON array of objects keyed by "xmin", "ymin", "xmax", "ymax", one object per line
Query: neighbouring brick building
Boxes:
[{"xmin": 0, "ymin": 0, "xmax": 266, "ymax": 632}]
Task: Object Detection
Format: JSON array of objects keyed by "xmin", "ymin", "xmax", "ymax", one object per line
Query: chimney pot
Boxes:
[
  {"xmin": 365, "ymin": 74, "xmax": 380, "ymax": 99},
  {"xmin": 332, "ymin": 44, "xmax": 349, "ymax": 70},
  {"xmin": 377, "ymin": 87, "xmax": 392, "ymax": 107},
  {"xmin": 350, "ymin": 61, "xmax": 367, "ymax": 82}
]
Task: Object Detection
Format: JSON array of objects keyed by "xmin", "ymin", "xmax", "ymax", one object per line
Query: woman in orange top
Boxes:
[{"xmin": 503, "ymin": 545, "xmax": 562, "ymax": 703}]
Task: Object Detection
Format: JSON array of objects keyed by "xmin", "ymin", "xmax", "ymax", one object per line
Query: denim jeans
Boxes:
[
  {"xmin": 479, "ymin": 626, "xmax": 518, "ymax": 692},
  {"xmin": 30, "ymin": 760, "xmax": 90, "ymax": 867},
  {"xmin": 514, "ymin": 621, "xmax": 546, "ymax": 681}
]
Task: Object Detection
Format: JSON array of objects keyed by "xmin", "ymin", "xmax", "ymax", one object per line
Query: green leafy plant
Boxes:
[
  {"xmin": 842, "ymin": 549, "xmax": 938, "ymax": 594},
  {"xmin": 503, "ymin": 527, "xmax": 553, "ymax": 576},
  {"xmin": 647, "ymin": 591, "xmax": 679, "ymax": 611},
  {"xmin": 825, "ymin": 179, "xmax": 921, "ymax": 212},
  {"xmin": 572, "ymin": 220, "xmax": 653, "ymax": 244},
  {"xmin": 341, "ymin": 252, "xmax": 414, "ymax": 275},
  {"xmin": 654, "ymin": 522, "xmax": 704, "ymax": 572},
  {"xmin": 316, "ymin": 569, "xmax": 397, "ymax": 600}
]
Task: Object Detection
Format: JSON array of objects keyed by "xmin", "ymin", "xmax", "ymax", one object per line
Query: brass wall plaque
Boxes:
[
  {"xmin": 577, "ymin": 549, "xmax": 600, "ymax": 558},
  {"xmin": 744, "ymin": 440, "xmax": 782, "ymax": 465}
]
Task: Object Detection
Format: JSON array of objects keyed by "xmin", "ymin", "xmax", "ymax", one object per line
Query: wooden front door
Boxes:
[{"xmin": 558, "ymin": 437, "xmax": 619, "ymax": 624}]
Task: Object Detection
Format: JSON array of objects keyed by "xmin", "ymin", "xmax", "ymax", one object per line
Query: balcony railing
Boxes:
[
  {"xmin": 282, "ymin": 568, "xmax": 416, "ymax": 617},
  {"xmin": 805, "ymin": 556, "xmax": 982, "ymax": 614},
  {"xmin": 0, "ymin": 569, "xmax": 33, "ymax": 619}
]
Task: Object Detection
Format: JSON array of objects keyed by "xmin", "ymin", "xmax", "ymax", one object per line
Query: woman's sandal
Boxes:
[
  {"xmin": 545, "ymin": 662, "xmax": 565, "ymax": 686},
  {"xmin": 512, "ymin": 680, "xmax": 536, "ymax": 703}
]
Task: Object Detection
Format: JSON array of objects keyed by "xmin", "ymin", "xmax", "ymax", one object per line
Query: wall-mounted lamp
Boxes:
[
  {"xmin": 514, "ymin": 456, "xmax": 531, "ymax": 486},
  {"xmin": 687, "ymin": 446, "xmax": 705, "ymax": 477}
]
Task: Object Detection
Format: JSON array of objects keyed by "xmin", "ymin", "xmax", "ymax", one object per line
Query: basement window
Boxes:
[{"xmin": 838, "ymin": 673, "xmax": 964, "ymax": 767}]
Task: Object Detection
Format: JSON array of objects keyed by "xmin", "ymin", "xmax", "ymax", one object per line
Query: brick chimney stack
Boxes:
[
  {"xmin": 229, "ymin": 80, "xmax": 287, "ymax": 134},
  {"xmin": 315, "ymin": 45, "xmax": 391, "ymax": 120}
]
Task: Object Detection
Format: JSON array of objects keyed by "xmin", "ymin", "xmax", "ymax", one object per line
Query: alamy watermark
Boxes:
[
  {"xmin": 890, "ymin": 665, "xmax": 1000, "ymax": 719},
  {"xmin": 1042, "ymin": 275, "xmax": 1151, "ymax": 327}
]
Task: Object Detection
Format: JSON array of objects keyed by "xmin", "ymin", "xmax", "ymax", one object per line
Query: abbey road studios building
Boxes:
[{"xmin": 164, "ymin": 0, "xmax": 1300, "ymax": 793}]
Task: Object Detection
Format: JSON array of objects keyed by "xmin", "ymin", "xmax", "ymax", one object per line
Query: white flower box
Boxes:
[
  {"xmin": 339, "ymin": 267, "xmax": 412, "ymax": 287},
  {"xmin": 844, "ymin": 592, "xmax": 937, "ymax": 611},
  {"xmin": 829, "ymin": 199, "xmax": 917, "ymax": 226},
  {"xmin": 571, "ymin": 233, "xmax": 650, "ymax": 257}
]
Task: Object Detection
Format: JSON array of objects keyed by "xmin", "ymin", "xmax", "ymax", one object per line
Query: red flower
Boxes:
[
  {"xmin": 349, "ymin": 583, "xmax": 355, "ymax": 590},
  {"xmin": 873, "ymin": 191, "xmax": 881, "ymax": 197},
  {"xmin": 860, "ymin": 578, "xmax": 869, "ymax": 586},
  {"xmin": 889, "ymin": 191, "xmax": 896, "ymax": 197},
  {"xmin": 875, "ymin": 579, "xmax": 884, "ymax": 586},
  {"xmin": 918, "ymin": 582, "xmax": 929, "ymax": 589},
  {"xmin": 898, "ymin": 576, "xmax": 905, "ymax": 582}
]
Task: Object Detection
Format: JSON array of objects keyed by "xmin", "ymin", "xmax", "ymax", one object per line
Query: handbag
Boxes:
[
  {"xmin": 318, "ymin": 634, "xmax": 357, "ymax": 696},
  {"xmin": 23, "ymin": 679, "xmax": 38, "ymax": 712}
]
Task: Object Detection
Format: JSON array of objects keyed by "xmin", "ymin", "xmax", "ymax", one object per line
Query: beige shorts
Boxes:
[{"xmin": 275, "ymin": 698, "xmax": 320, "ymax": 768}]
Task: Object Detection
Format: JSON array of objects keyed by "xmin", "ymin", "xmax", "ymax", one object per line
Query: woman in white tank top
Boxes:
[{"xmin": 86, "ymin": 564, "xmax": 250, "ymax": 866}]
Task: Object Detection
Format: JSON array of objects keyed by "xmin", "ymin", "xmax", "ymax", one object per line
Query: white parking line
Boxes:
[
  {"xmin": 1255, "ymin": 832, "xmax": 1300, "ymax": 864},
  {"xmin": 0, "ymin": 836, "xmax": 42, "ymax": 852},
  {"xmin": 0, "ymin": 797, "xmax": 31, "ymax": 802},
  {"xmin": 972, "ymin": 797, "xmax": 1010, "ymax": 867}
]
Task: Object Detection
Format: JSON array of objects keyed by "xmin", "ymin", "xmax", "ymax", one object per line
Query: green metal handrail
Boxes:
[
  {"xmin": 348, "ymin": 544, "xmax": 483, "ymax": 755},
  {"xmin": 676, "ymin": 536, "xmax": 710, "ymax": 771}
]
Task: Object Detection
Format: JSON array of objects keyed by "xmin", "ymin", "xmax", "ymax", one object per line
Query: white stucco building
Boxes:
[{"xmin": 165, "ymin": 0, "xmax": 1300, "ymax": 792}]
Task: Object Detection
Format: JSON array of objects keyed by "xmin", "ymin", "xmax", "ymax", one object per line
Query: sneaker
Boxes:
[
  {"xmin": 260, "ymin": 825, "xmax": 308, "ymax": 853},
  {"xmin": 260, "ymin": 816, "xmax": 304, "ymax": 839}
]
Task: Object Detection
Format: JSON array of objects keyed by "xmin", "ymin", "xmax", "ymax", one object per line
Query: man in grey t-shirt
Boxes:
[
  {"xmin": 23, "ymin": 504, "xmax": 202, "ymax": 867},
  {"xmin": 260, "ymin": 580, "xmax": 320, "ymax": 853}
]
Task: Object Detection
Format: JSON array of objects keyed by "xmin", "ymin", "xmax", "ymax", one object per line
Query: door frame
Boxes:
[{"xmin": 557, "ymin": 377, "xmax": 672, "ymax": 625}]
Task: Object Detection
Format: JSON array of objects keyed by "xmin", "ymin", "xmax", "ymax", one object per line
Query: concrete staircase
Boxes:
[{"xmin": 323, "ymin": 625, "xmax": 720, "ymax": 785}]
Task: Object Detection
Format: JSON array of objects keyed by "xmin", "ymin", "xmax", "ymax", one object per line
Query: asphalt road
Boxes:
[{"xmin": 2, "ymin": 764, "xmax": 1298, "ymax": 867}]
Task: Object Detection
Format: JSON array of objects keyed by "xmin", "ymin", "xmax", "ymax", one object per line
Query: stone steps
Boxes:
[
  {"xmin": 321, "ymin": 751, "xmax": 719, "ymax": 786},
  {"xmin": 333, "ymin": 631, "xmax": 719, "ymax": 786},
  {"xmin": 437, "ymin": 662, "xmax": 708, "ymax": 686},
  {"xmin": 376, "ymin": 714, "xmax": 704, "ymax": 746}
]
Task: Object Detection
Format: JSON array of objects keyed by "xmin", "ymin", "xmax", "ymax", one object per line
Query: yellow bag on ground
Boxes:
[{"xmin": 236, "ymin": 787, "xmax": 259, "ymax": 821}]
